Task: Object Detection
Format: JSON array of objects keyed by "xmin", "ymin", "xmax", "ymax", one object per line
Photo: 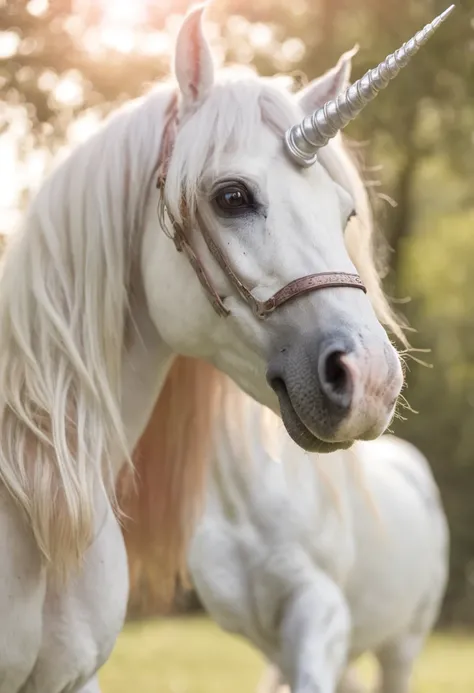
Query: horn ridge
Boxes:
[{"xmin": 285, "ymin": 5, "xmax": 455, "ymax": 167}]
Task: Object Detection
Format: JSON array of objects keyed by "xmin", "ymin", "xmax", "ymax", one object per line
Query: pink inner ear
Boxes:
[
  {"xmin": 175, "ymin": 5, "xmax": 214, "ymax": 108},
  {"xmin": 316, "ymin": 61, "xmax": 351, "ymax": 104},
  {"xmin": 189, "ymin": 18, "xmax": 200, "ymax": 100}
]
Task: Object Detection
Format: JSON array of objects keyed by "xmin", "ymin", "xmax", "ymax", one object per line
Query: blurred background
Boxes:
[{"xmin": 1, "ymin": 0, "xmax": 473, "ymax": 691}]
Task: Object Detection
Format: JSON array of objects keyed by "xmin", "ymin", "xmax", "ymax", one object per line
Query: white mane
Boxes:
[{"xmin": 0, "ymin": 85, "xmax": 173, "ymax": 573}]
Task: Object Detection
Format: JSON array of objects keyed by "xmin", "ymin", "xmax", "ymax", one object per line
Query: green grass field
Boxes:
[{"xmin": 100, "ymin": 616, "xmax": 474, "ymax": 693}]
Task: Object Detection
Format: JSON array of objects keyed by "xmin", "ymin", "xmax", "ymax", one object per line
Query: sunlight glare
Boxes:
[
  {"xmin": 0, "ymin": 32, "xmax": 20, "ymax": 59},
  {"xmin": 248, "ymin": 23, "xmax": 272, "ymax": 49},
  {"xmin": 100, "ymin": 0, "xmax": 147, "ymax": 29},
  {"xmin": 54, "ymin": 77, "xmax": 84, "ymax": 107},
  {"xmin": 99, "ymin": 27, "xmax": 135, "ymax": 53},
  {"xmin": 91, "ymin": 0, "xmax": 149, "ymax": 52},
  {"xmin": 26, "ymin": 0, "xmax": 49, "ymax": 17}
]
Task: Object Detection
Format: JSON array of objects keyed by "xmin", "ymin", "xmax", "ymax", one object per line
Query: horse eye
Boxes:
[{"xmin": 214, "ymin": 185, "xmax": 254, "ymax": 214}]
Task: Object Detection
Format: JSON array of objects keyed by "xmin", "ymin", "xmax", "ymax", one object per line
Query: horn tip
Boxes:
[{"xmin": 439, "ymin": 5, "xmax": 456, "ymax": 22}]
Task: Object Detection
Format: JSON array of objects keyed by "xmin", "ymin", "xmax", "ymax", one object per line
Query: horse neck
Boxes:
[
  {"xmin": 206, "ymin": 401, "xmax": 332, "ymax": 530},
  {"xmin": 207, "ymin": 405, "xmax": 355, "ymax": 582},
  {"xmin": 272, "ymin": 443, "xmax": 356, "ymax": 585}
]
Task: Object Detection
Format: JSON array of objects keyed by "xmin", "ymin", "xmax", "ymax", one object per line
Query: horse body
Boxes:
[
  {"xmin": 344, "ymin": 437, "xmax": 448, "ymax": 661},
  {"xmin": 0, "ymin": 3, "xmax": 453, "ymax": 689},
  {"xmin": 189, "ymin": 411, "xmax": 449, "ymax": 693}
]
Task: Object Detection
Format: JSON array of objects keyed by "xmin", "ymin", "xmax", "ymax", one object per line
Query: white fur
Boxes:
[
  {"xmin": 20, "ymin": 492, "xmax": 129, "ymax": 693},
  {"xmin": 189, "ymin": 406, "xmax": 449, "ymax": 693},
  {"xmin": 0, "ymin": 5, "xmax": 406, "ymax": 689},
  {"xmin": 76, "ymin": 679, "xmax": 101, "ymax": 693}
]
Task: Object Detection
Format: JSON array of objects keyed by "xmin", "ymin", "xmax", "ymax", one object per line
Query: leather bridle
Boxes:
[{"xmin": 156, "ymin": 93, "xmax": 367, "ymax": 320}]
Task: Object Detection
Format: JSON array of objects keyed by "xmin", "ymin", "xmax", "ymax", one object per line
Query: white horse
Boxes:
[
  {"xmin": 0, "ymin": 3, "xmax": 452, "ymax": 690},
  {"xmin": 189, "ymin": 401, "xmax": 449, "ymax": 693}
]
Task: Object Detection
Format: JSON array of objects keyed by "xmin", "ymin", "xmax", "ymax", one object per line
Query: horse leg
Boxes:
[
  {"xmin": 77, "ymin": 676, "xmax": 101, "ymax": 693},
  {"xmin": 0, "ymin": 490, "xmax": 46, "ymax": 692},
  {"xmin": 337, "ymin": 665, "xmax": 367, "ymax": 693},
  {"xmin": 373, "ymin": 577, "xmax": 445, "ymax": 693},
  {"xmin": 256, "ymin": 661, "xmax": 366, "ymax": 693},
  {"xmin": 373, "ymin": 635, "xmax": 425, "ymax": 693},
  {"xmin": 256, "ymin": 664, "xmax": 288, "ymax": 693},
  {"xmin": 278, "ymin": 573, "xmax": 351, "ymax": 693}
]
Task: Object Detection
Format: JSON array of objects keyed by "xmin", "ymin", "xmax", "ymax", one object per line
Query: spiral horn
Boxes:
[{"xmin": 285, "ymin": 5, "xmax": 455, "ymax": 167}]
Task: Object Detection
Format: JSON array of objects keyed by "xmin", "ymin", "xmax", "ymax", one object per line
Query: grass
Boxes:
[{"xmin": 100, "ymin": 615, "xmax": 474, "ymax": 693}]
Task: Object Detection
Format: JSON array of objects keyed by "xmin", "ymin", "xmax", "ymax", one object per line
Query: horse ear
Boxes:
[
  {"xmin": 174, "ymin": 4, "xmax": 215, "ymax": 112},
  {"xmin": 296, "ymin": 46, "xmax": 358, "ymax": 115}
]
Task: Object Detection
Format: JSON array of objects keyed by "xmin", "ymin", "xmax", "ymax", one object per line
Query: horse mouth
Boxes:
[{"xmin": 270, "ymin": 377, "xmax": 354, "ymax": 454}]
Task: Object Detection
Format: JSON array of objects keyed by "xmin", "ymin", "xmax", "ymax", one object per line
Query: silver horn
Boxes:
[{"xmin": 285, "ymin": 5, "xmax": 455, "ymax": 167}]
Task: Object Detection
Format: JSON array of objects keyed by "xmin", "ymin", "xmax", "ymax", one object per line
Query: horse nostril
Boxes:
[
  {"xmin": 268, "ymin": 374, "xmax": 288, "ymax": 400},
  {"xmin": 324, "ymin": 351, "xmax": 347, "ymax": 394},
  {"xmin": 318, "ymin": 348, "xmax": 353, "ymax": 410}
]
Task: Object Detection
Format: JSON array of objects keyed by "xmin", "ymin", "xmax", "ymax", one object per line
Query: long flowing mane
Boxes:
[
  {"xmin": 119, "ymin": 356, "xmax": 226, "ymax": 610},
  {"xmin": 0, "ymin": 63, "xmax": 402, "ymax": 604},
  {"xmin": 0, "ymin": 85, "xmax": 176, "ymax": 577}
]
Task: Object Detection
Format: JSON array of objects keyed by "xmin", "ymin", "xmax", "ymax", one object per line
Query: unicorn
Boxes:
[
  {"xmin": 188, "ymin": 398, "xmax": 449, "ymax": 693},
  {"xmin": 0, "ymin": 3, "xmax": 452, "ymax": 691}
]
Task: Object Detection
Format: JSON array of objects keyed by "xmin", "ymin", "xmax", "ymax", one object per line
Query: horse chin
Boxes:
[{"xmin": 275, "ymin": 384, "xmax": 354, "ymax": 454}]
